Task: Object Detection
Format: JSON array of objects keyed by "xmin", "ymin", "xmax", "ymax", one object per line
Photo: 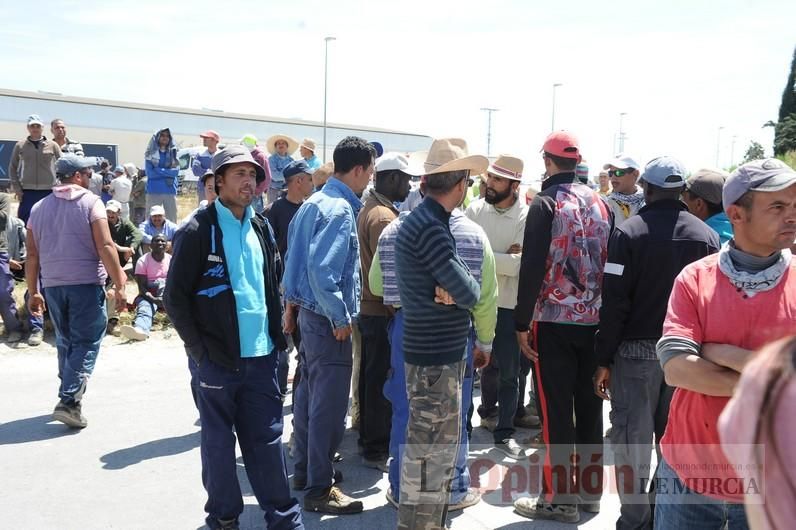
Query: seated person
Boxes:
[
  {"xmin": 120, "ymin": 234, "xmax": 171, "ymax": 341},
  {"xmin": 106, "ymin": 200, "xmax": 143, "ymax": 268},
  {"xmin": 139, "ymin": 204, "xmax": 178, "ymax": 252}
]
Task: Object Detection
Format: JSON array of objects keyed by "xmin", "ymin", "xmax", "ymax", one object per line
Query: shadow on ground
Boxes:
[
  {"xmin": 100, "ymin": 430, "xmax": 201, "ymax": 469},
  {"xmin": 0, "ymin": 414, "xmax": 81, "ymax": 444}
]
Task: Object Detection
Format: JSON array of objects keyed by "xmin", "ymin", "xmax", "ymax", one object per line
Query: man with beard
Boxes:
[
  {"xmin": 466, "ymin": 155, "xmax": 538, "ymax": 459},
  {"xmin": 165, "ymin": 145, "xmax": 303, "ymax": 530}
]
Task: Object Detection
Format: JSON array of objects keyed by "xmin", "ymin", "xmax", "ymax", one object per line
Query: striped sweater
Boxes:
[{"xmin": 395, "ymin": 197, "xmax": 480, "ymax": 366}]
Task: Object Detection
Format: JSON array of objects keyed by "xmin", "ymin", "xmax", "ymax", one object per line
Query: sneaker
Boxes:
[
  {"xmin": 293, "ymin": 469, "xmax": 343, "ymax": 490},
  {"xmin": 52, "ymin": 402, "xmax": 87, "ymax": 429},
  {"xmin": 523, "ymin": 431, "xmax": 546, "ymax": 449},
  {"xmin": 579, "ymin": 500, "xmax": 601, "ymax": 513},
  {"xmin": 495, "ymin": 438, "xmax": 525, "ymax": 460},
  {"xmin": 479, "ymin": 415, "xmax": 498, "ymax": 432},
  {"xmin": 106, "ymin": 318, "xmax": 121, "ymax": 337},
  {"xmin": 362, "ymin": 455, "xmax": 389, "ymax": 473},
  {"xmin": 514, "ymin": 413, "xmax": 541, "ymax": 429},
  {"xmin": 6, "ymin": 330, "xmax": 22, "ymax": 343},
  {"xmin": 385, "ymin": 488, "xmax": 398, "ymax": 508},
  {"xmin": 120, "ymin": 325, "xmax": 148, "ymax": 341},
  {"xmin": 303, "ymin": 486, "xmax": 363, "ymax": 514},
  {"xmin": 448, "ymin": 487, "xmax": 481, "ymax": 511},
  {"xmin": 514, "ymin": 497, "xmax": 580, "ymax": 523},
  {"xmin": 27, "ymin": 329, "xmax": 44, "ymax": 347}
]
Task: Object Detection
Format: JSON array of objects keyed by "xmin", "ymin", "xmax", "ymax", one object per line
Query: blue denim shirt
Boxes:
[{"xmin": 283, "ymin": 177, "xmax": 362, "ymax": 328}]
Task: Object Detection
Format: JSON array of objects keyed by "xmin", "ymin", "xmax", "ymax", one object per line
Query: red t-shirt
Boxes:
[{"xmin": 660, "ymin": 253, "xmax": 796, "ymax": 502}]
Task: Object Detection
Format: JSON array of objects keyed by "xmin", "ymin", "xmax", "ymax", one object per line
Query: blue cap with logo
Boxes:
[
  {"xmin": 723, "ymin": 158, "xmax": 796, "ymax": 210},
  {"xmin": 640, "ymin": 156, "xmax": 687, "ymax": 189}
]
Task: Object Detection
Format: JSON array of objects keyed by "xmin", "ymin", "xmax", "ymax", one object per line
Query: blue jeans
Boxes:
[
  {"xmin": 654, "ymin": 457, "xmax": 749, "ymax": 530},
  {"xmin": 293, "ymin": 308, "xmax": 352, "ymax": 498},
  {"xmin": 189, "ymin": 353, "xmax": 303, "ymax": 529},
  {"xmin": 133, "ymin": 296, "xmax": 157, "ymax": 334},
  {"xmin": 0, "ymin": 253, "xmax": 21, "ymax": 333},
  {"xmin": 43, "ymin": 285, "xmax": 107, "ymax": 405},
  {"xmin": 385, "ymin": 310, "xmax": 473, "ymax": 504}
]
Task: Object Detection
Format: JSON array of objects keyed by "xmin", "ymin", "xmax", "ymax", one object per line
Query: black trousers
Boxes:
[
  {"xmin": 533, "ymin": 321, "xmax": 603, "ymax": 505},
  {"xmin": 357, "ymin": 314, "xmax": 393, "ymax": 459}
]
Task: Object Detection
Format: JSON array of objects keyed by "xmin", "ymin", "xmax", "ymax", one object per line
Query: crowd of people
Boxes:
[{"xmin": 5, "ymin": 110, "xmax": 796, "ymax": 530}]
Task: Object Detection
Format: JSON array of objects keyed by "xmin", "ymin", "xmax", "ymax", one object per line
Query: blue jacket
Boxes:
[
  {"xmin": 705, "ymin": 212, "xmax": 733, "ymax": 245},
  {"xmin": 191, "ymin": 149, "xmax": 214, "ymax": 179},
  {"xmin": 283, "ymin": 177, "xmax": 362, "ymax": 328},
  {"xmin": 268, "ymin": 153, "xmax": 293, "ymax": 189},
  {"xmin": 144, "ymin": 129, "xmax": 179, "ymax": 195}
]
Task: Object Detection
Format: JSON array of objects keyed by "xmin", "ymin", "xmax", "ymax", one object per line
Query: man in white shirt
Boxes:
[{"xmin": 109, "ymin": 165, "xmax": 133, "ymax": 220}]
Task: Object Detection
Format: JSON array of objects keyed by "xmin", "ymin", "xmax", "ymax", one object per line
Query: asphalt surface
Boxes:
[{"xmin": 1, "ymin": 330, "xmax": 622, "ymax": 529}]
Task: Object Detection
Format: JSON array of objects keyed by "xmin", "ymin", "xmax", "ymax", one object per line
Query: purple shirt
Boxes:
[{"xmin": 28, "ymin": 184, "xmax": 108, "ymax": 288}]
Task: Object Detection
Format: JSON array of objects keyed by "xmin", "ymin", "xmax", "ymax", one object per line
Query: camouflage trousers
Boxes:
[{"xmin": 398, "ymin": 359, "xmax": 465, "ymax": 530}]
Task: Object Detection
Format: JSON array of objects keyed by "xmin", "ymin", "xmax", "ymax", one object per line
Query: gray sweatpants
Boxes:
[{"xmin": 609, "ymin": 349, "xmax": 674, "ymax": 530}]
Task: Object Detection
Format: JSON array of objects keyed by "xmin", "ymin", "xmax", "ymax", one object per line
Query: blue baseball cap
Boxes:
[
  {"xmin": 283, "ymin": 160, "xmax": 312, "ymax": 180},
  {"xmin": 56, "ymin": 154, "xmax": 97, "ymax": 176},
  {"xmin": 640, "ymin": 156, "xmax": 687, "ymax": 189},
  {"xmin": 369, "ymin": 141, "xmax": 384, "ymax": 158},
  {"xmin": 723, "ymin": 158, "xmax": 796, "ymax": 210}
]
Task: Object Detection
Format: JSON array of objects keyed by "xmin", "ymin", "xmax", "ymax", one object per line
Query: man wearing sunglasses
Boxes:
[{"xmin": 604, "ymin": 154, "xmax": 644, "ymax": 226}]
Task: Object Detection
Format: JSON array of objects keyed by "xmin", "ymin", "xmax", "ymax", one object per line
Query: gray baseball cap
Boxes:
[
  {"xmin": 723, "ymin": 158, "xmax": 796, "ymax": 210},
  {"xmin": 56, "ymin": 154, "xmax": 97, "ymax": 176},
  {"xmin": 210, "ymin": 145, "xmax": 266, "ymax": 183},
  {"xmin": 640, "ymin": 156, "xmax": 688, "ymax": 189},
  {"xmin": 686, "ymin": 168, "xmax": 728, "ymax": 206}
]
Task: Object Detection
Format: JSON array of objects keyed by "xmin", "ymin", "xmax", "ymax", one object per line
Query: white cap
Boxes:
[
  {"xmin": 603, "ymin": 153, "xmax": 641, "ymax": 171},
  {"xmin": 105, "ymin": 200, "xmax": 122, "ymax": 213},
  {"xmin": 27, "ymin": 114, "xmax": 44, "ymax": 126},
  {"xmin": 375, "ymin": 152, "xmax": 424, "ymax": 176},
  {"xmin": 150, "ymin": 205, "xmax": 166, "ymax": 216}
]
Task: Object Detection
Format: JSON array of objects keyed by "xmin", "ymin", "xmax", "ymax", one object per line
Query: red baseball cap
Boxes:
[
  {"xmin": 200, "ymin": 130, "xmax": 220, "ymax": 142},
  {"xmin": 542, "ymin": 131, "xmax": 581, "ymax": 160}
]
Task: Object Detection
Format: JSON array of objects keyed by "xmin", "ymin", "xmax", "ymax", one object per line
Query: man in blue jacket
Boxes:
[
  {"xmin": 144, "ymin": 128, "xmax": 179, "ymax": 222},
  {"xmin": 283, "ymin": 136, "xmax": 375, "ymax": 515},
  {"xmin": 164, "ymin": 145, "xmax": 303, "ymax": 530}
]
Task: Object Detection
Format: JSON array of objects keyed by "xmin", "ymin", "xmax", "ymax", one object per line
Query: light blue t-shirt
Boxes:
[{"xmin": 216, "ymin": 200, "xmax": 273, "ymax": 357}]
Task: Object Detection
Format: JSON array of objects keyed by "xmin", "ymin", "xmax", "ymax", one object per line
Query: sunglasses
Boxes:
[{"xmin": 608, "ymin": 169, "xmax": 634, "ymax": 178}]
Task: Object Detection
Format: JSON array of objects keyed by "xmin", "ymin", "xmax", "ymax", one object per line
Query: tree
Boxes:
[
  {"xmin": 774, "ymin": 115, "xmax": 796, "ymax": 155},
  {"xmin": 778, "ymin": 47, "xmax": 796, "ymax": 122},
  {"xmin": 742, "ymin": 141, "xmax": 766, "ymax": 163},
  {"xmin": 772, "ymin": 46, "xmax": 796, "ymax": 155}
]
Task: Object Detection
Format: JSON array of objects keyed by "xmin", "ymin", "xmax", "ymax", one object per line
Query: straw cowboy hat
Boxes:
[
  {"xmin": 423, "ymin": 138, "xmax": 488, "ymax": 176},
  {"xmin": 487, "ymin": 155, "xmax": 524, "ymax": 181},
  {"xmin": 300, "ymin": 138, "xmax": 317, "ymax": 153},
  {"xmin": 265, "ymin": 134, "xmax": 298, "ymax": 156}
]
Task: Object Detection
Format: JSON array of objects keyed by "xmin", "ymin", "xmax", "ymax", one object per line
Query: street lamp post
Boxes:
[
  {"xmin": 480, "ymin": 107, "xmax": 499, "ymax": 157},
  {"xmin": 551, "ymin": 83, "xmax": 562, "ymax": 131},
  {"xmin": 323, "ymin": 36, "xmax": 336, "ymax": 163},
  {"xmin": 715, "ymin": 126, "xmax": 725, "ymax": 168},
  {"xmin": 618, "ymin": 112, "xmax": 628, "ymax": 153},
  {"xmin": 730, "ymin": 135, "xmax": 738, "ymax": 167}
]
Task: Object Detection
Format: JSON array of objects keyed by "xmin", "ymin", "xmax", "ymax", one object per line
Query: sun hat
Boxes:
[
  {"xmin": 265, "ymin": 134, "xmax": 298, "ymax": 156},
  {"xmin": 423, "ymin": 138, "xmax": 488, "ymax": 176},
  {"xmin": 211, "ymin": 144, "xmax": 266, "ymax": 183}
]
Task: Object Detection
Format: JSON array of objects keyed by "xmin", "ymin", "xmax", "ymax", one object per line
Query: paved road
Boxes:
[{"xmin": 0, "ymin": 331, "xmax": 621, "ymax": 529}]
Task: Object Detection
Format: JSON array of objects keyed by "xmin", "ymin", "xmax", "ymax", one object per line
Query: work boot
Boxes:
[
  {"xmin": 514, "ymin": 412, "xmax": 541, "ymax": 429},
  {"xmin": 53, "ymin": 401, "xmax": 87, "ymax": 429},
  {"xmin": 303, "ymin": 486, "xmax": 363, "ymax": 514}
]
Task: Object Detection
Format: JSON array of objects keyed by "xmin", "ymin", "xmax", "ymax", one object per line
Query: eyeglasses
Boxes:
[{"xmin": 608, "ymin": 169, "xmax": 633, "ymax": 178}]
